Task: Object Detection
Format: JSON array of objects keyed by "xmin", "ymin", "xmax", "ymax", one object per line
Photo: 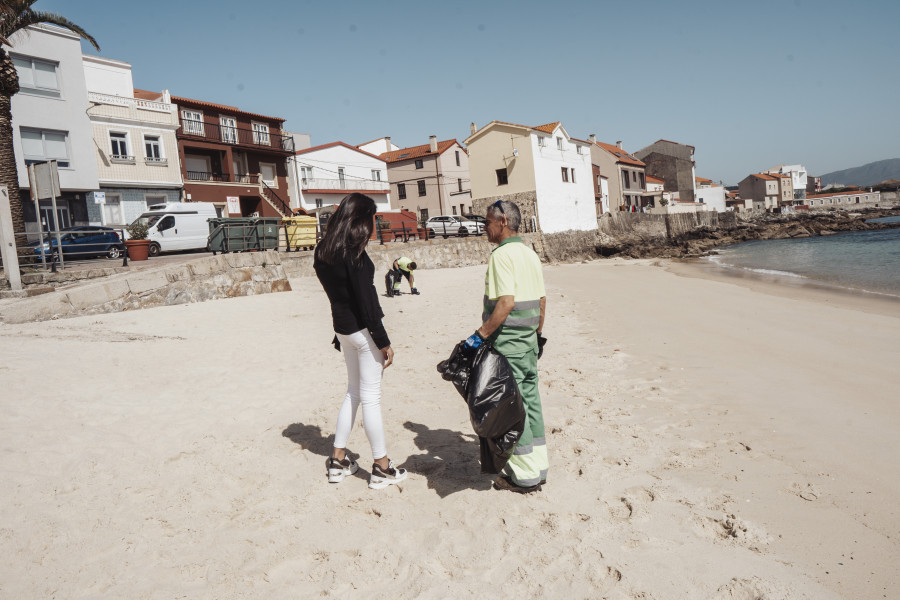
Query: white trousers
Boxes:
[{"xmin": 333, "ymin": 329, "xmax": 387, "ymax": 460}]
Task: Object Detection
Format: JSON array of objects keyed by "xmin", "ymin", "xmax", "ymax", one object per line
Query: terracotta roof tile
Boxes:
[
  {"xmin": 593, "ymin": 141, "xmax": 645, "ymax": 167},
  {"xmin": 133, "ymin": 88, "xmax": 162, "ymax": 101},
  {"xmin": 379, "ymin": 139, "xmax": 459, "ymax": 163},
  {"xmin": 750, "ymin": 173, "xmax": 778, "ymax": 181},
  {"xmin": 695, "ymin": 176, "xmax": 712, "ymax": 183},
  {"xmin": 646, "ymin": 175, "xmax": 664, "ymax": 183},
  {"xmin": 532, "ymin": 121, "xmax": 561, "ymax": 134},
  {"xmin": 807, "ymin": 190, "xmax": 871, "ymax": 199},
  {"xmin": 295, "ymin": 141, "xmax": 384, "ymax": 161},
  {"xmin": 171, "ymin": 95, "xmax": 285, "ymax": 123}
]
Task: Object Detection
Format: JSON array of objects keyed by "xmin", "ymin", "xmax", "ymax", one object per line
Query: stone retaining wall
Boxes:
[{"xmin": 0, "ymin": 250, "xmax": 290, "ymax": 324}]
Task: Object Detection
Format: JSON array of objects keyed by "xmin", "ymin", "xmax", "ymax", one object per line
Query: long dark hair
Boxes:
[{"xmin": 316, "ymin": 193, "xmax": 376, "ymax": 264}]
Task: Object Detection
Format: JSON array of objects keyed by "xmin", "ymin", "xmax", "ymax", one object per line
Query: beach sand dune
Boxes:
[{"xmin": 0, "ymin": 260, "xmax": 897, "ymax": 598}]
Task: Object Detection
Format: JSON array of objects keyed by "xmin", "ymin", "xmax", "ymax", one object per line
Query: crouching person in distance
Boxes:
[{"xmin": 391, "ymin": 256, "xmax": 419, "ymax": 295}]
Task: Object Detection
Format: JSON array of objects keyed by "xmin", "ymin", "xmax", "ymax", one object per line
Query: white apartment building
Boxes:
[
  {"xmin": 82, "ymin": 56, "xmax": 183, "ymax": 227},
  {"xmin": 287, "ymin": 142, "xmax": 391, "ymax": 213},
  {"xmin": 764, "ymin": 164, "xmax": 809, "ymax": 200},
  {"xmin": 9, "ymin": 25, "xmax": 99, "ymax": 234},
  {"xmin": 466, "ymin": 121, "xmax": 596, "ymax": 234}
]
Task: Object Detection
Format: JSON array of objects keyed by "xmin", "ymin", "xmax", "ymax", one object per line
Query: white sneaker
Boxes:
[
  {"xmin": 327, "ymin": 455, "xmax": 359, "ymax": 483},
  {"xmin": 369, "ymin": 460, "xmax": 408, "ymax": 489}
]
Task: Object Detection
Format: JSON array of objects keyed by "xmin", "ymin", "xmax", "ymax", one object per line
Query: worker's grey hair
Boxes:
[{"xmin": 486, "ymin": 200, "xmax": 521, "ymax": 232}]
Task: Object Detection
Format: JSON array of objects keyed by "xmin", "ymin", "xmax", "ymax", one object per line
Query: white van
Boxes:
[{"xmin": 130, "ymin": 202, "xmax": 217, "ymax": 257}]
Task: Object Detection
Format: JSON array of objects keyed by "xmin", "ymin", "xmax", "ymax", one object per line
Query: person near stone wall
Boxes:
[
  {"xmin": 390, "ymin": 256, "xmax": 419, "ymax": 295},
  {"xmin": 463, "ymin": 199, "xmax": 548, "ymax": 493}
]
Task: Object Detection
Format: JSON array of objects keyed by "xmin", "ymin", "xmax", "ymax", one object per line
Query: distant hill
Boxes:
[{"xmin": 818, "ymin": 158, "xmax": 900, "ymax": 187}]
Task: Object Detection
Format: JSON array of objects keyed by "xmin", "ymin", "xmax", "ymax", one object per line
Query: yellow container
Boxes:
[{"xmin": 283, "ymin": 216, "xmax": 318, "ymax": 250}]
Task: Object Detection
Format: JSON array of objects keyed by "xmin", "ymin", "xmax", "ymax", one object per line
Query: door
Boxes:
[
  {"xmin": 154, "ymin": 215, "xmax": 178, "ymax": 250},
  {"xmin": 40, "ymin": 206, "xmax": 70, "ymax": 234},
  {"xmin": 260, "ymin": 163, "xmax": 277, "ymax": 187}
]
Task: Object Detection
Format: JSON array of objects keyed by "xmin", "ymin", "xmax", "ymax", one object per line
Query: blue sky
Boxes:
[{"xmin": 37, "ymin": 0, "xmax": 900, "ymax": 185}]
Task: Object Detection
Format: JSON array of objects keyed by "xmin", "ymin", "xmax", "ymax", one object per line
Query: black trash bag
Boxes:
[
  {"xmin": 437, "ymin": 341, "xmax": 526, "ymax": 474},
  {"xmin": 385, "ymin": 269, "xmax": 397, "ymax": 297}
]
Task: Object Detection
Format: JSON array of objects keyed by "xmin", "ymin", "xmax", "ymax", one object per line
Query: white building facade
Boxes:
[
  {"xmin": 466, "ymin": 121, "xmax": 596, "ymax": 234},
  {"xmin": 287, "ymin": 142, "xmax": 390, "ymax": 213},
  {"xmin": 9, "ymin": 25, "xmax": 99, "ymax": 233},
  {"xmin": 83, "ymin": 56, "xmax": 183, "ymax": 227},
  {"xmin": 764, "ymin": 164, "xmax": 809, "ymax": 200}
]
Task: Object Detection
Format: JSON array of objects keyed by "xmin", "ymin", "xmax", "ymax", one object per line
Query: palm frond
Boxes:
[{"xmin": 1, "ymin": 3, "xmax": 99, "ymax": 51}]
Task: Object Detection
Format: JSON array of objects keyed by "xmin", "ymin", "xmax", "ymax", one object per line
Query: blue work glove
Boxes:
[{"xmin": 463, "ymin": 331, "xmax": 484, "ymax": 351}]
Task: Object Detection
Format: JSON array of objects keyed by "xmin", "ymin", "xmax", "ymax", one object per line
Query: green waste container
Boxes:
[
  {"xmin": 208, "ymin": 217, "xmax": 278, "ymax": 253},
  {"xmin": 283, "ymin": 215, "xmax": 318, "ymax": 251}
]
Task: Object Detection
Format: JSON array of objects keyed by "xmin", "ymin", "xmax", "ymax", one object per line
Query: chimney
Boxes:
[
  {"xmin": 470, "ymin": 122, "xmax": 477, "ymax": 135},
  {"xmin": 385, "ymin": 136, "xmax": 391, "ymax": 153},
  {"xmin": 589, "ymin": 134, "xmax": 596, "ymax": 144},
  {"xmin": 616, "ymin": 140, "xmax": 623, "ymax": 149},
  {"xmin": 429, "ymin": 135, "xmax": 438, "ymax": 153}
]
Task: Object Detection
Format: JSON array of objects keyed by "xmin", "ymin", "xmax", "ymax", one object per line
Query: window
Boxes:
[
  {"xmin": 371, "ymin": 169, "xmax": 382, "ymax": 181},
  {"xmin": 561, "ymin": 167, "xmax": 569, "ymax": 183},
  {"xmin": 12, "ymin": 55, "xmax": 60, "ymax": 98},
  {"xmin": 181, "ymin": 110, "xmax": 204, "ymax": 136},
  {"xmin": 496, "ymin": 168, "xmax": 508, "ymax": 186},
  {"xmin": 21, "ymin": 128, "xmax": 70, "ymax": 167},
  {"xmin": 300, "ymin": 166, "xmax": 313, "ymax": 181},
  {"xmin": 538, "ymin": 137, "xmax": 545, "ymax": 147},
  {"xmin": 338, "ymin": 167, "xmax": 345, "ymax": 183},
  {"xmin": 109, "ymin": 132, "xmax": 131, "ymax": 160},
  {"xmin": 145, "ymin": 194, "xmax": 166, "ymax": 208},
  {"xmin": 102, "ymin": 193, "xmax": 123, "ymax": 226},
  {"xmin": 632, "ymin": 171, "xmax": 637, "ymax": 183},
  {"xmin": 571, "ymin": 169, "xmax": 576, "ymax": 183},
  {"xmin": 458, "ymin": 178, "xmax": 463, "ymax": 192},
  {"xmin": 260, "ymin": 162, "xmax": 277, "ymax": 187},
  {"xmin": 398, "ymin": 183, "xmax": 407, "ymax": 200},
  {"xmin": 452, "ymin": 206, "xmax": 457, "ymax": 215},
  {"xmin": 623, "ymin": 171, "xmax": 630, "ymax": 189},
  {"xmin": 455, "ymin": 150, "xmax": 461, "ymax": 166},
  {"xmin": 144, "ymin": 135, "xmax": 164, "ymax": 162},
  {"xmin": 556, "ymin": 137, "xmax": 563, "ymax": 150},
  {"xmin": 251, "ymin": 122, "xmax": 270, "ymax": 145},
  {"xmin": 639, "ymin": 173, "xmax": 645, "ymax": 188},
  {"xmin": 157, "ymin": 216, "xmax": 175, "ymax": 231},
  {"xmin": 419, "ymin": 208, "xmax": 429, "ymax": 223},
  {"xmin": 417, "ymin": 180, "xmax": 426, "ymax": 196},
  {"xmin": 414, "ymin": 159, "xmax": 423, "ymax": 169},
  {"xmin": 576, "ymin": 145, "xmax": 582, "ymax": 154},
  {"xmin": 315, "ymin": 199, "xmax": 323, "ymax": 208},
  {"xmin": 220, "ymin": 116, "xmax": 238, "ymax": 144}
]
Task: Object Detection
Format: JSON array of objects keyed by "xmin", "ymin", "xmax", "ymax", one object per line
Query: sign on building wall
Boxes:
[
  {"xmin": 92, "ymin": 191, "xmax": 106, "ymax": 204},
  {"xmin": 226, "ymin": 196, "xmax": 240, "ymax": 215}
]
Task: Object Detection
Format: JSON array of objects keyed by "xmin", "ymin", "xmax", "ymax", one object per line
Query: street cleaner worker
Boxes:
[
  {"xmin": 463, "ymin": 200, "xmax": 548, "ymax": 494},
  {"xmin": 391, "ymin": 256, "xmax": 419, "ymax": 295}
]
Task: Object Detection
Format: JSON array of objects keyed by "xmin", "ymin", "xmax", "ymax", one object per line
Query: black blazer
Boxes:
[{"xmin": 314, "ymin": 247, "xmax": 390, "ymax": 349}]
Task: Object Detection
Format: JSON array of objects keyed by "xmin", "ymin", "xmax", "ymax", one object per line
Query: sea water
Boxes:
[{"xmin": 707, "ymin": 215, "xmax": 900, "ymax": 298}]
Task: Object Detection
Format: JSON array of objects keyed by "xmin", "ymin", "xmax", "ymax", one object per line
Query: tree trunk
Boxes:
[{"xmin": 0, "ymin": 48, "xmax": 26, "ymax": 255}]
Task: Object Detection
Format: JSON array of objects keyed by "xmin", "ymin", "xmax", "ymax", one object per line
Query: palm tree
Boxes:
[{"xmin": 0, "ymin": 1, "xmax": 98, "ymax": 254}]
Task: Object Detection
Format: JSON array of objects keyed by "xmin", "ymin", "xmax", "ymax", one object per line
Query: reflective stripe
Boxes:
[
  {"xmin": 504, "ymin": 316, "xmax": 541, "ymax": 327},
  {"xmin": 533, "ymin": 436, "xmax": 546, "ymax": 447},
  {"xmin": 513, "ymin": 444, "xmax": 533, "ymax": 456},
  {"xmin": 483, "ymin": 296, "xmax": 541, "ymax": 311}
]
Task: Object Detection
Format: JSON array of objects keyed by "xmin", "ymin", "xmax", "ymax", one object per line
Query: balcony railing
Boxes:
[
  {"xmin": 180, "ymin": 120, "xmax": 295, "ymax": 152},
  {"xmin": 186, "ymin": 171, "xmax": 260, "ymax": 184},
  {"xmin": 301, "ymin": 177, "xmax": 390, "ymax": 192},
  {"xmin": 87, "ymin": 91, "xmax": 175, "ymax": 114}
]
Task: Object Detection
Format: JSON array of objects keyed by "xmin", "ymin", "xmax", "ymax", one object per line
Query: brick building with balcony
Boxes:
[{"xmin": 166, "ymin": 95, "xmax": 294, "ymax": 217}]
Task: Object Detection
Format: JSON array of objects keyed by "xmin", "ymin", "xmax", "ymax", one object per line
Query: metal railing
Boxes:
[
  {"xmin": 260, "ymin": 180, "xmax": 292, "ymax": 217},
  {"xmin": 186, "ymin": 171, "xmax": 260, "ymax": 184},
  {"xmin": 179, "ymin": 120, "xmax": 295, "ymax": 152},
  {"xmin": 8, "ymin": 227, "xmax": 129, "ymax": 272},
  {"xmin": 301, "ymin": 177, "xmax": 390, "ymax": 192}
]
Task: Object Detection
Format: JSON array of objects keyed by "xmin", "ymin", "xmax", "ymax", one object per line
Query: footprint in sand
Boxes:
[
  {"xmin": 790, "ymin": 482, "xmax": 820, "ymax": 502},
  {"xmin": 607, "ymin": 486, "xmax": 657, "ymax": 521}
]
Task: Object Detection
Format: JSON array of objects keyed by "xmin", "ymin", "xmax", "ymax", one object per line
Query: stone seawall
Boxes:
[{"xmin": 0, "ymin": 250, "xmax": 290, "ymax": 324}]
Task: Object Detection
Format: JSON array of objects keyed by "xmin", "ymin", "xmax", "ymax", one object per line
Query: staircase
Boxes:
[{"xmin": 258, "ymin": 180, "xmax": 292, "ymax": 217}]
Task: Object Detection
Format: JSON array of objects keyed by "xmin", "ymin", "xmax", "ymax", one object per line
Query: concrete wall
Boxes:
[
  {"xmin": 82, "ymin": 55, "xmax": 133, "ymax": 97},
  {"xmin": 695, "ymin": 185, "xmax": 726, "ymax": 212},
  {"xmin": 10, "ymin": 25, "xmax": 99, "ymax": 191}
]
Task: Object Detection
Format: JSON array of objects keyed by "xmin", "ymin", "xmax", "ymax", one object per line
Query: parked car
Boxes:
[
  {"xmin": 31, "ymin": 226, "xmax": 125, "ymax": 261},
  {"xmin": 425, "ymin": 215, "xmax": 484, "ymax": 238},
  {"xmin": 463, "ymin": 214, "xmax": 487, "ymax": 227}
]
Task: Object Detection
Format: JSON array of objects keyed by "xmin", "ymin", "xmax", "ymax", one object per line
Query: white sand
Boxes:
[{"xmin": 1, "ymin": 259, "xmax": 898, "ymax": 599}]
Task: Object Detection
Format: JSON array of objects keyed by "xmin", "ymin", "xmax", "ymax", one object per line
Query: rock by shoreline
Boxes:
[{"xmin": 602, "ymin": 207, "xmax": 900, "ymax": 259}]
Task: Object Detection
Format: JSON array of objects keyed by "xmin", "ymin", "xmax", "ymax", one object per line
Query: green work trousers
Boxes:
[{"xmin": 503, "ymin": 347, "xmax": 548, "ymax": 487}]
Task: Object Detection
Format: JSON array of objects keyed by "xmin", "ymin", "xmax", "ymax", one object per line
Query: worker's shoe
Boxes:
[
  {"xmin": 410, "ymin": 288, "xmax": 420, "ymax": 295},
  {"xmin": 493, "ymin": 475, "xmax": 541, "ymax": 494},
  {"xmin": 326, "ymin": 454, "xmax": 359, "ymax": 483}
]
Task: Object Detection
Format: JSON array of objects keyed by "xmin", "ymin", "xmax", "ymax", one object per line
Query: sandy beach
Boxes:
[{"xmin": 1, "ymin": 258, "xmax": 898, "ymax": 599}]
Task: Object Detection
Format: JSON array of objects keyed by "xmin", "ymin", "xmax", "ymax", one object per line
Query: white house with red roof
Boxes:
[
  {"xmin": 693, "ymin": 177, "xmax": 726, "ymax": 212},
  {"xmin": 287, "ymin": 142, "xmax": 391, "ymax": 213},
  {"xmin": 465, "ymin": 121, "xmax": 596, "ymax": 233}
]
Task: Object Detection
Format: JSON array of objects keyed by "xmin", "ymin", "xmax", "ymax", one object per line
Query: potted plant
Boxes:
[{"xmin": 124, "ymin": 221, "xmax": 151, "ymax": 261}]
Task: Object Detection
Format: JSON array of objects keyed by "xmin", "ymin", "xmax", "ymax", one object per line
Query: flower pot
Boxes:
[{"xmin": 125, "ymin": 239, "xmax": 151, "ymax": 261}]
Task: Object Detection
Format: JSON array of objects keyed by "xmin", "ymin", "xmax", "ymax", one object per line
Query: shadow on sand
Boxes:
[{"xmin": 281, "ymin": 421, "xmax": 492, "ymax": 497}]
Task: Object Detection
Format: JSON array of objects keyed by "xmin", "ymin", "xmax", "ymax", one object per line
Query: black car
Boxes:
[{"xmin": 32, "ymin": 226, "xmax": 125, "ymax": 261}]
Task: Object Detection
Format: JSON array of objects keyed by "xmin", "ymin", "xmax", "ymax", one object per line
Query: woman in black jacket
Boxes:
[{"xmin": 313, "ymin": 193, "xmax": 408, "ymax": 490}]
